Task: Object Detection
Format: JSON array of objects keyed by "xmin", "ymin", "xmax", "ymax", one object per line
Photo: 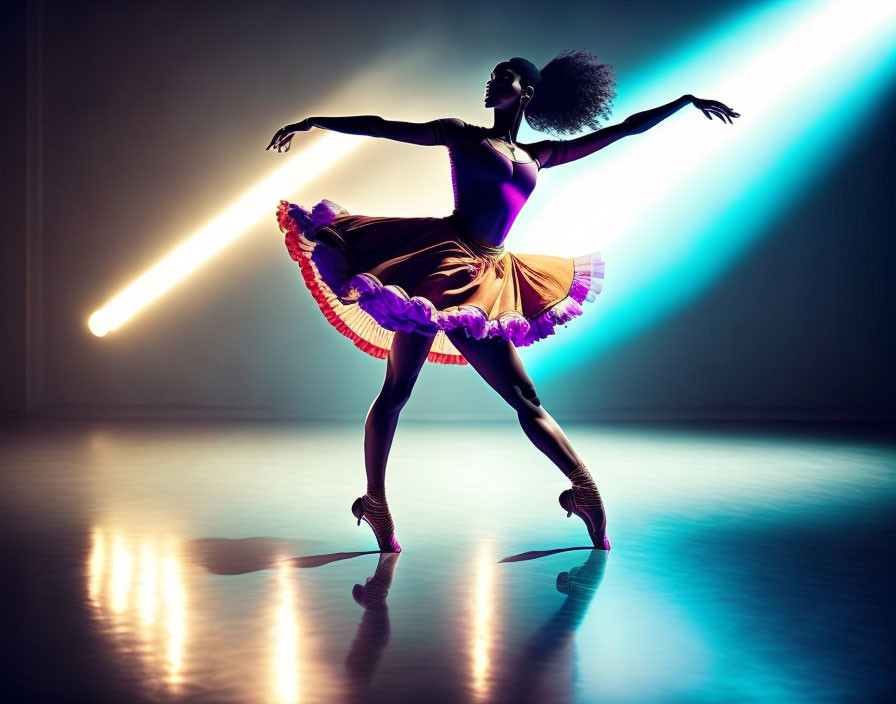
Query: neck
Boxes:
[{"xmin": 488, "ymin": 103, "xmax": 524, "ymax": 142}]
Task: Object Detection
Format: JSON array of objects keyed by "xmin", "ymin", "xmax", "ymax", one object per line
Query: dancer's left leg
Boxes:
[
  {"xmin": 445, "ymin": 330, "xmax": 606, "ymax": 525},
  {"xmin": 447, "ymin": 331, "xmax": 585, "ymax": 477}
]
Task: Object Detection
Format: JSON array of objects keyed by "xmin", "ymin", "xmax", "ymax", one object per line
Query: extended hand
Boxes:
[
  {"xmin": 691, "ymin": 96, "xmax": 740, "ymax": 124},
  {"xmin": 266, "ymin": 118, "xmax": 312, "ymax": 152}
]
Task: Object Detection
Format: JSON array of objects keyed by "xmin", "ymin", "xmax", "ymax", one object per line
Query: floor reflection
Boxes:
[
  {"xmin": 472, "ymin": 544, "xmax": 496, "ymax": 702},
  {"xmin": 2, "ymin": 419, "xmax": 893, "ymax": 702},
  {"xmin": 499, "ymin": 551, "xmax": 607, "ymax": 704},
  {"xmin": 271, "ymin": 559, "xmax": 299, "ymax": 704},
  {"xmin": 344, "ymin": 553, "xmax": 400, "ymax": 701},
  {"xmin": 87, "ymin": 529, "xmax": 188, "ymax": 698},
  {"xmin": 82, "ymin": 524, "xmax": 610, "ymax": 704}
]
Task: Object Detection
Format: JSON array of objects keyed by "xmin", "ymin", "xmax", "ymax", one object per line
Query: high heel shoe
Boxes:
[
  {"xmin": 559, "ymin": 489, "xmax": 611, "ymax": 551},
  {"xmin": 352, "ymin": 496, "xmax": 402, "ymax": 553}
]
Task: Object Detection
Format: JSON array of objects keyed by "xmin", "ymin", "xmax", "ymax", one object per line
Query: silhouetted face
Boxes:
[{"xmin": 484, "ymin": 62, "xmax": 525, "ymax": 109}]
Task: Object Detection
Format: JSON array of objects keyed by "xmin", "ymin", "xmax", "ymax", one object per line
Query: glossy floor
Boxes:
[{"xmin": 1, "ymin": 419, "xmax": 894, "ymax": 703}]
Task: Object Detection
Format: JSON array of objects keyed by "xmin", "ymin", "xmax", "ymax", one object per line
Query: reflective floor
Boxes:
[{"xmin": 1, "ymin": 419, "xmax": 894, "ymax": 703}]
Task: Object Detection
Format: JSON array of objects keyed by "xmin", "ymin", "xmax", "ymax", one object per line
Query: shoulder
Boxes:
[
  {"xmin": 435, "ymin": 118, "xmax": 486, "ymax": 151},
  {"xmin": 520, "ymin": 138, "xmax": 566, "ymax": 169},
  {"xmin": 436, "ymin": 117, "xmax": 467, "ymax": 131}
]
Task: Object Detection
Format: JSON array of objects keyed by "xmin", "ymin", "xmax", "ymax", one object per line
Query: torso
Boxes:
[
  {"xmin": 446, "ymin": 125, "xmax": 540, "ymax": 248},
  {"xmin": 483, "ymin": 137, "xmax": 537, "ymax": 164}
]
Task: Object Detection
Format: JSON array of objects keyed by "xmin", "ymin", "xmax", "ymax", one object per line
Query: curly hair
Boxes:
[{"xmin": 508, "ymin": 49, "xmax": 617, "ymax": 137}]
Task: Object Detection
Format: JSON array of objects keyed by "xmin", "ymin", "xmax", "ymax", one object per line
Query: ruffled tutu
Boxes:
[{"xmin": 276, "ymin": 199, "xmax": 605, "ymax": 366}]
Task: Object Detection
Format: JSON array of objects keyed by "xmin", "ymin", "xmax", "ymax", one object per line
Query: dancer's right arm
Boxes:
[
  {"xmin": 310, "ymin": 115, "xmax": 469, "ymax": 147},
  {"xmin": 268, "ymin": 116, "xmax": 467, "ymax": 151}
]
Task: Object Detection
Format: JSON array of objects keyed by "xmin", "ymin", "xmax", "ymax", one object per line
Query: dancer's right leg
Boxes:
[
  {"xmin": 364, "ymin": 330, "xmax": 435, "ymax": 487},
  {"xmin": 357, "ymin": 330, "xmax": 434, "ymax": 550}
]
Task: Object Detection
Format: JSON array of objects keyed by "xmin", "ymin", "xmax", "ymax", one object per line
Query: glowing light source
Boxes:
[
  {"xmin": 88, "ymin": 133, "xmax": 364, "ymax": 336},
  {"xmin": 87, "ymin": 0, "xmax": 896, "ymax": 361}
]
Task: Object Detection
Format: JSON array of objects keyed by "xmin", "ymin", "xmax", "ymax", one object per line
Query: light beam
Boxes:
[{"xmin": 88, "ymin": 133, "xmax": 363, "ymax": 336}]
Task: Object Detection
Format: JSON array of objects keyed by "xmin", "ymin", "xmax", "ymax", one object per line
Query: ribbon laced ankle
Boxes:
[
  {"xmin": 566, "ymin": 463, "xmax": 604, "ymax": 511},
  {"xmin": 363, "ymin": 485, "xmax": 395, "ymax": 540}
]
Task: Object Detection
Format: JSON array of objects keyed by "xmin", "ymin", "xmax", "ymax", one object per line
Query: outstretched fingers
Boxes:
[
  {"xmin": 266, "ymin": 129, "xmax": 283, "ymax": 150},
  {"xmin": 266, "ymin": 128, "xmax": 294, "ymax": 151},
  {"xmin": 693, "ymin": 97, "xmax": 741, "ymax": 125},
  {"xmin": 702, "ymin": 107, "xmax": 732, "ymax": 123}
]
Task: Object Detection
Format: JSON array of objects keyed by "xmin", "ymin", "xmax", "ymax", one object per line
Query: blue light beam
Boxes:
[{"xmin": 510, "ymin": 0, "xmax": 896, "ymax": 375}]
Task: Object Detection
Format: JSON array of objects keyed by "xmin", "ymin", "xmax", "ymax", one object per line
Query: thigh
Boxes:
[
  {"xmin": 385, "ymin": 330, "xmax": 436, "ymax": 388},
  {"xmin": 446, "ymin": 330, "xmax": 539, "ymax": 409}
]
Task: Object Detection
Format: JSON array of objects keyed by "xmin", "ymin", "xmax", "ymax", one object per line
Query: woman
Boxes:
[{"xmin": 267, "ymin": 50, "xmax": 739, "ymax": 554}]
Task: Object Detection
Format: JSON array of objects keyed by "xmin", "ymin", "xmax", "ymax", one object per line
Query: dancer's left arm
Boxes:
[{"xmin": 530, "ymin": 94, "xmax": 739, "ymax": 168}]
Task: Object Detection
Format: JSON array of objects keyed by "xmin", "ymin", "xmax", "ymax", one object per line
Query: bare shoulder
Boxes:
[{"xmin": 519, "ymin": 139, "xmax": 559, "ymax": 169}]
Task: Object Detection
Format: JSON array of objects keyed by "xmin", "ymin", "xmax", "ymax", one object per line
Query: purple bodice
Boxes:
[{"xmin": 444, "ymin": 125, "xmax": 539, "ymax": 247}]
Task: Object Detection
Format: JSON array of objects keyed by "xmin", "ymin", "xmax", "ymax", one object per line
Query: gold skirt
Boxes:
[{"xmin": 276, "ymin": 199, "xmax": 604, "ymax": 365}]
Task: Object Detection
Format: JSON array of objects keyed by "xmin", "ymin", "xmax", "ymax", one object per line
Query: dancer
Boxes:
[{"xmin": 268, "ymin": 50, "xmax": 739, "ymax": 553}]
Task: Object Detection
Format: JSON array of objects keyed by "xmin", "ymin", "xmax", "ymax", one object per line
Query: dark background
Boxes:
[{"xmin": 2, "ymin": 0, "xmax": 894, "ymax": 423}]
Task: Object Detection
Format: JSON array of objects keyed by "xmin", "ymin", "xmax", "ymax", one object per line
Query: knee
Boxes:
[
  {"xmin": 381, "ymin": 375, "xmax": 419, "ymax": 411},
  {"xmin": 511, "ymin": 382, "xmax": 542, "ymax": 414}
]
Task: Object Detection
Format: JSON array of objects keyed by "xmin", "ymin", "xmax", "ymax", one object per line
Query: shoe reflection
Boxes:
[
  {"xmin": 554, "ymin": 550, "xmax": 607, "ymax": 609},
  {"xmin": 498, "ymin": 550, "xmax": 608, "ymax": 704},
  {"xmin": 344, "ymin": 553, "xmax": 401, "ymax": 693},
  {"xmin": 182, "ymin": 538, "xmax": 601, "ymax": 703}
]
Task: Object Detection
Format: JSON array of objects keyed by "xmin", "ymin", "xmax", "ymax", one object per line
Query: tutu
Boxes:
[{"xmin": 276, "ymin": 198, "xmax": 605, "ymax": 365}]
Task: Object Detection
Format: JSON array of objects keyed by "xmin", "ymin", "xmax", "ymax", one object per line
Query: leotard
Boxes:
[{"xmin": 433, "ymin": 119, "xmax": 556, "ymax": 248}]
